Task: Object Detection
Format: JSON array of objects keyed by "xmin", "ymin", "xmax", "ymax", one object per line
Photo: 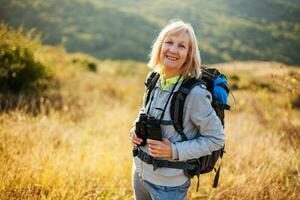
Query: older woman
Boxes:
[{"xmin": 130, "ymin": 20, "xmax": 224, "ymax": 200}]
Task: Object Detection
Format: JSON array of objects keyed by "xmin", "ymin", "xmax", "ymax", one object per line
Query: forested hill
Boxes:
[{"xmin": 1, "ymin": 0, "xmax": 299, "ymax": 65}]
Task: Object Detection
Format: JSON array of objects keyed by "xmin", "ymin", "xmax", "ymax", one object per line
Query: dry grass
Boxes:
[{"xmin": 0, "ymin": 59, "xmax": 299, "ymax": 199}]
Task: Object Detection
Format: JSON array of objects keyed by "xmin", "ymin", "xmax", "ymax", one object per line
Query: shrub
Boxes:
[
  {"xmin": 0, "ymin": 23, "xmax": 50, "ymax": 93},
  {"xmin": 72, "ymin": 58, "xmax": 97, "ymax": 72},
  {"xmin": 87, "ymin": 62, "xmax": 97, "ymax": 72}
]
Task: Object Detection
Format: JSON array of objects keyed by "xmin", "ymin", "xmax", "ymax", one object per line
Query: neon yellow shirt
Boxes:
[{"xmin": 160, "ymin": 74, "xmax": 183, "ymax": 90}]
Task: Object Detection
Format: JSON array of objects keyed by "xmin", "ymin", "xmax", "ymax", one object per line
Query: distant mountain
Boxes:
[{"xmin": 1, "ymin": 0, "xmax": 299, "ymax": 65}]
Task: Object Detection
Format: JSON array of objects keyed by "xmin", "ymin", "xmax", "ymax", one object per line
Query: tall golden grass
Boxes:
[{"xmin": 0, "ymin": 52, "xmax": 299, "ymax": 199}]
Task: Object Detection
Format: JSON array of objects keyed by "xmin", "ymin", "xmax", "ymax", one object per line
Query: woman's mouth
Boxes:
[{"xmin": 165, "ymin": 55, "xmax": 178, "ymax": 61}]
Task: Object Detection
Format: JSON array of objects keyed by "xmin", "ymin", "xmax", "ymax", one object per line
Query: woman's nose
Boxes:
[{"xmin": 169, "ymin": 45, "xmax": 178, "ymax": 53}]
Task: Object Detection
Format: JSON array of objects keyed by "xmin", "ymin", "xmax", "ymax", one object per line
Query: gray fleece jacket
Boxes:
[{"xmin": 132, "ymin": 75, "xmax": 225, "ymax": 187}]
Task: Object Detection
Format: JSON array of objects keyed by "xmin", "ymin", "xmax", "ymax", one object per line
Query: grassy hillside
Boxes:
[
  {"xmin": 0, "ymin": 25, "xmax": 300, "ymax": 199},
  {"xmin": 1, "ymin": 0, "xmax": 299, "ymax": 65},
  {"xmin": 0, "ymin": 0, "xmax": 158, "ymax": 61}
]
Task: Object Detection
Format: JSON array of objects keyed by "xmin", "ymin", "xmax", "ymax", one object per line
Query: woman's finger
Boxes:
[
  {"xmin": 148, "ymin": 145, "xmax": 166, "ymax": 154},
  {"xmin": 148, "ymin": 147, "xmax": 159, "ymax": 155},
  {"xmin": 130, "ymin": 132, "xmax": 142, "ymax": 141},
  {"xmin": 147, "ymin": 139, "xmax": 160, "ymax": 145},
  {"xmin": 130, "ymin": 132, "xmax": 143, "ymax": 145},
  {"xmin": 148, "ymin": 149, "xmax": 167, "ymax": 157},
  {"xmin": 133, "ymin": 138, "xmax": 141, "ymax": 145},
  {"xmin": 148, "ymin": 145, "xmax": 161, "ymax": 152},
  {"xmin": 133, "ymin": 134, "xmax": 143, "ymax": 142},
  {"xmin": 148, "ymin": 149, "xmax": 162, "ymax": 157},
  {"xmin": 130, "ymin": 137, "xmax": 138, "ymax": 146}
]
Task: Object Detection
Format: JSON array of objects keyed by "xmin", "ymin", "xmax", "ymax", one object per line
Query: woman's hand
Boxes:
[
  {"xmin": 147, "ymin": 138, "xmax": 172, "ymax": 158},
  {"xmin": 129, "ymin": 131, "xmax": 143, "ymax": 147}
]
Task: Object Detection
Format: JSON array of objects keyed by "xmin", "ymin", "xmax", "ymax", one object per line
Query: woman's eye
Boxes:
[
  {"xmin": 179, "ymin": 45, "xmax": 186, "ymax": 49},
  {"xmin": 165, "ymin": 41, "xmax": 172, "ymax": 44}
]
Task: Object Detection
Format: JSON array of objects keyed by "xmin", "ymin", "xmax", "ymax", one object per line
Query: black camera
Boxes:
[{"xmin": 135, "ymin": 113, "xmax": 162, "ymax": 146}]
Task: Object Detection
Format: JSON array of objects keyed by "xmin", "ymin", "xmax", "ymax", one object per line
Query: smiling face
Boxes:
[{"xmin": 160, "ymin": 30, "xmax": 190, "ymax": 77}]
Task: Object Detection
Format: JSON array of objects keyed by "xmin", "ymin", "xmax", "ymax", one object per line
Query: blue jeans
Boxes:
[{"xmin": 132, "ymin": 171, "xmax": 190, "ymax": 200}]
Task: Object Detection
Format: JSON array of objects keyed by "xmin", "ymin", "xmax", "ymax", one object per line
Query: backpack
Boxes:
[{"xmin": 143, "ymin": 66, "xmax": 230, "ymax": 190}]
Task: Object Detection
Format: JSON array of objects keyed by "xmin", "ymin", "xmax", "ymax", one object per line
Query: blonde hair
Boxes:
[{"xmin": 148, "ymin": 20, "xmax": 202, "ymax": 79}]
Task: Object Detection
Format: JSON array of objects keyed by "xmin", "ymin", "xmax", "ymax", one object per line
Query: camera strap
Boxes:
[
  {"xmin": 146, "ymin": 75, "xmax": 182, "ymax": 124},
  {"xmin": 158, "ymin": 75, "xmax": 182, "ymax": 125}
]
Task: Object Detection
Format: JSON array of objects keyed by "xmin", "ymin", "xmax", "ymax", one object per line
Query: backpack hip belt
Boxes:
[
  {"xmin": 133, "ymin": 147, "xmax": 224, "ymax": 191},
  {"xmin": 133, "ymin": 148, "xmax": 189, "ymax": 171}
]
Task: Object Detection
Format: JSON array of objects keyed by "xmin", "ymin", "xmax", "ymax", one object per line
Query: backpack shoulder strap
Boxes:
[
  {"xmin": 170, "ymin": 78, "xmax": 206, "ymax": 140},
  {"xmin": 144, "ymin": 71, "xmax": 160, "ymax": 107}
]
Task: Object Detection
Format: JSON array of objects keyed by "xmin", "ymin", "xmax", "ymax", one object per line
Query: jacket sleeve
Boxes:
[{"xmin": 172, "ymin": 87, "xmax": 225, "ymax": 161}]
